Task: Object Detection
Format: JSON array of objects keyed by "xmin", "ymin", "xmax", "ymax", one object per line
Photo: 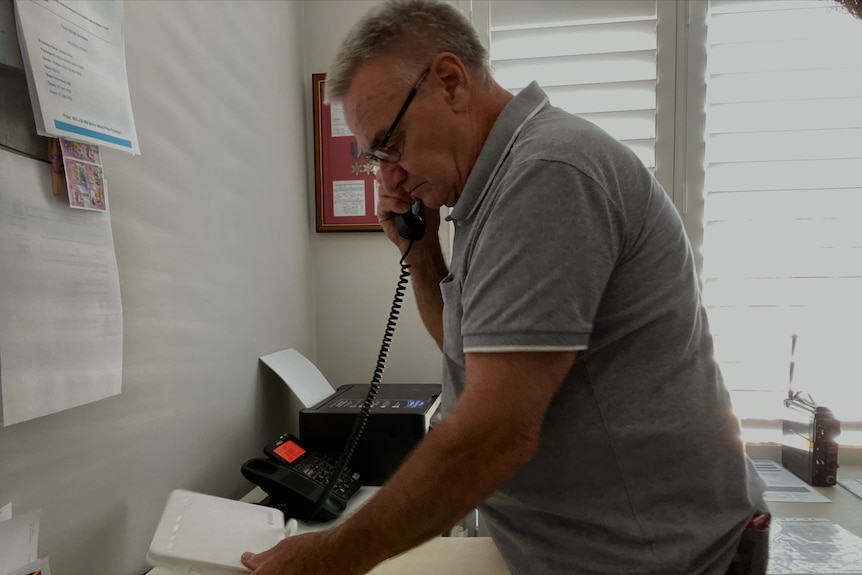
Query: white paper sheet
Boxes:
[
  {"xmin": 839, "ymin": 478, "xmax": 862, "ymax": 501},
  {"xmin": 0, "ymin": 502, "xmax": 11, "ymax": 523},
  {"xmin": 332, "ymin": 180, "xmax": 366, "ymax": 217},
  {"xmin": 0, "ymin": 509, "xmax": 40, "ymax": 575},
  {"xmin": 5, "ymin": 557, "xmax": 52, "ymax": 575},
  {"xmin": 329, "ymin": 102, "xmax": 353, "ymax": 138},
  {"xmin": 14, "ymin": 0, "xmax": 139, "ymax": 153},
  {"xmin": 768, "ymin": 517, "xmax": 862, "ymax": 574},
  {"xmin": 259, "ymin": 349, "xmax": 334, "ymax": 408},
  {"xmin": 752, "ymin": 459, "xmax": 832, "ymax": 503},
  {"xmin": 0, "ymin": 151, "xmax": 123, "ymax": 426}
]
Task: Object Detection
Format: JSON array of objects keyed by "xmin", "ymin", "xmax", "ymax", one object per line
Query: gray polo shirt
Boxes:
[{"xmin": 439, "ymin": 82, "xmax": 764, "ymax": 574}]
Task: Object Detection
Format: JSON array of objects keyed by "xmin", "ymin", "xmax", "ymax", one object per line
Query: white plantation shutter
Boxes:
[
  {"xmin": 701, "ymin": 0, "xmax": 862, "ymax": 422},
  {"xmin": 486, "ymin": 0, "xmax": 661, "ymax": 172}
]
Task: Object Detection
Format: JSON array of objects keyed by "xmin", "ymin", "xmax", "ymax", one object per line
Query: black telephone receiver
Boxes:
[{"xmin": 394, "ymin": 200, "xmax": 425, "ymax": 241}]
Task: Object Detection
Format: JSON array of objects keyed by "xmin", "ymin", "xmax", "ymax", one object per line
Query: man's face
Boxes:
[{"xmin": 341, "ymin": 57, "xmax": 468, "ymax": 210}]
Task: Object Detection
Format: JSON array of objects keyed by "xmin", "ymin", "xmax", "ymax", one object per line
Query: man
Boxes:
[{"xmin": 242, "ymin": 1, "xmax": 765, "ymax": 573}]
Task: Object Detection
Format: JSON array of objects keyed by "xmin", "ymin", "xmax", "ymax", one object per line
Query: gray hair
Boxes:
[{"xmin": 325, "ymin": 0, "xmax": 490, "ymax": 104}]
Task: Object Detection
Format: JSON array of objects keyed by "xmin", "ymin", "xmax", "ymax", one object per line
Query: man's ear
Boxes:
[{"xmin": 430, "ymin": 52, "xmax": 471, "ymax": 112}]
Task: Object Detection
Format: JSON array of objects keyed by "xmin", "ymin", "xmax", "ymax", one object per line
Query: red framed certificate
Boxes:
[{"xmin": 313, "ymin": 73, "xmax": 381, "ymax": 232}]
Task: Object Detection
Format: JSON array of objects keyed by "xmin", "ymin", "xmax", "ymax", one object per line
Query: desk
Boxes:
[
  {"xmin": 147, "ymin": 466, "xmax": 862, "ymax": 575},
  {"xmin": 146, "ymin": 538, "xmax": 508, "ymax": 575},
  {"xmin": 766, "ymin": 465, "xmax": 862, "ymax": 538},
  {"xmin": 763, "ymin": 465, "xmax": 862, "ymax": 575},
  {"xmin": 359, "ymin": 469, "xmax": 862, "ymax": 575},
  {"xmin": 238, "ymin": 486, "xmax": 510, "ymax": 574},
  {"xmin": 369, "ymin": 537, "xmax": 507, "ymax": 575},
  {"xmin": 146, "ymin": 487, "xmax": 510, "ymax": 575}
]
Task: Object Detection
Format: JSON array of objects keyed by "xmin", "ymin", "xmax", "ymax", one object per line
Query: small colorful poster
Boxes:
[
  {"xmin": 59, "ymin": 138, "xmax": 101, "ymax": 165},
  {"xmin": 59, "ymin": 138, "xmax": 107, "ymax": 212}
]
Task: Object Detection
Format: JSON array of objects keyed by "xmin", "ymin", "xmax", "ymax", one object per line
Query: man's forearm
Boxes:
[
  {"xmin": 318, "ymin": 353, "xmax": 574, "ymax": 574},
  {"xmin": 326, "ymin": 403, "xmax": 536, "ymax": 573},
  {"xmin": 240, "ymin": 354, "xmax": 574, "ymax": 575}
]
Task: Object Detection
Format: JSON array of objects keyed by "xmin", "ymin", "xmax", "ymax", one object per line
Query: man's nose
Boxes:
[{"xmin": 378, "ymin": 161, "xmax": 408, "ymax": 196}]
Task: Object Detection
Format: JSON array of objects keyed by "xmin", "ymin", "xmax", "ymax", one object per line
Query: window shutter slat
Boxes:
[
  {"xmin": 493, "ymin": 51, "xmax": 657, "ymax": 90},
  {"xmin": 707, "ymin": 129, "xmax": 862, "ymax": 163},
  {"xmin": 490, "ymin": 0, "xmax": 655, "ymax": 29},
  {"xmin": 540, "ymin": 81, "xmax": 656, "ymax": 115},
  {"xmin": 489, "ymin": 0, "xmax": 658, "ymax": 169},
  {"xmin": 492, "ymin": 20, "xmax": 656, "ymax": 61},
  {"xmin": 708, "ymin": 99, "xmax": 862, "ymax": 132}
]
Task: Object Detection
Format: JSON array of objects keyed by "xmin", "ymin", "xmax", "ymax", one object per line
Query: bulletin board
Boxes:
[{"xmin": 312, "ymin": 73, "xmax": 381, "ymax": 232}]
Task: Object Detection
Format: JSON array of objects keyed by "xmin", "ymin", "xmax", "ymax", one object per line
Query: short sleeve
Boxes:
[{"xmin": 460, "ymin": 159, "xmax": 624, "ymax": 352}]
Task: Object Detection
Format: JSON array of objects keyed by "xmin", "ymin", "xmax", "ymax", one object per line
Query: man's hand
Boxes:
[
  {"xmin": 241, "ymin": 530, "xmax": 370, "ymax": 575},
  {"xmin": 375, "ymin": 175, "xmax": 441, "ymax": 255},
  {"xmin": 376, "ymin": 174, "xmax": 416, "ymax": 252}
]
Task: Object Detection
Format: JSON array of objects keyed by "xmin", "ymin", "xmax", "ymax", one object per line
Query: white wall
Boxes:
[
  {"xmin": 303, "ymin": 0, "xmax": 445, "ymax": 388},
  {"xmin": 0, "ymin": 2, "xmax": 312, "ymax": 574}
]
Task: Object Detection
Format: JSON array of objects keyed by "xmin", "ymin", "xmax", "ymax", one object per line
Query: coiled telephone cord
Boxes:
[{"xmin": 304, "ymin": 241, "xmax": 414, "ymax": 521}]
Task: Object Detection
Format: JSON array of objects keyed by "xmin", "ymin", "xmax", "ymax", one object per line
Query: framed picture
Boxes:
[{"xmin": 312, "ymin": 73, "xmax": 381, "ymax": 232}]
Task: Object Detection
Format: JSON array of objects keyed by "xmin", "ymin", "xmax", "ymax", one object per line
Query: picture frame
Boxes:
[{"xmin": 312, "ymin": 73, "xmax": 381, "ymax": 232}]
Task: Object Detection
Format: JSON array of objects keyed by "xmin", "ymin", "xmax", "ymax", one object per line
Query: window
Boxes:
[
  {"xmin": 701, "ymin": 0, "xmax": 862, "ymax": 423},
  {"xmin": 485, "ymin": 0, "xmax": 660, "ymax": 172},
  {"xmin": 466, "ymin": 0, "xmax": 862, "ymax": 429}
]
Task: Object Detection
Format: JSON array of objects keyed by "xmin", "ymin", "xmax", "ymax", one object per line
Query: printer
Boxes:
[{"xmin": 299, "ymin": 383, "xmax": 441, "ymax": 485}]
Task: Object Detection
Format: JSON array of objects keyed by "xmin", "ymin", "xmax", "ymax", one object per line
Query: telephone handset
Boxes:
[
  {"xmin": 394, "ymin": 200, "xmax": 425, "ymax": 241},
  {"xmin": 244, "ymin": 202, "xmax": 422, "ymax": 523}
]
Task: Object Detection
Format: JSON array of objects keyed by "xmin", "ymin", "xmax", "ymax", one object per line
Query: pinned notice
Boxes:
[
  {"xmin": 14, "ymin": 0, "xmax": 139, "ymax": 154},
  {"xmin": 0, "ymin": 152, "xmax": 123, "ymax": 426}
]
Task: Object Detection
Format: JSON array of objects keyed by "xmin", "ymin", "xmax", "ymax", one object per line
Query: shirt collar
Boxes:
[{"xmin": 448, "ymin": 81, "xmax": 548, "ymax": 222}]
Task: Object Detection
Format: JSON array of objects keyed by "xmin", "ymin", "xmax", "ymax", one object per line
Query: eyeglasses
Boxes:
[{"xmin": 365, "ymin": 69, "xmax": 430, "ymax": 166}]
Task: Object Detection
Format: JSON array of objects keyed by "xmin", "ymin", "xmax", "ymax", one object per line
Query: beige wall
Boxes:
[{"xmin": 0, "ymin": 2, "xmax": 312, "ymax": 574}]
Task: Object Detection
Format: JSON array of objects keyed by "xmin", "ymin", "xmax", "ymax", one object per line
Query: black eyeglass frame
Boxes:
[{"xmin": 364, "ymin": 69, "xmax": 430, "ymax": 165}]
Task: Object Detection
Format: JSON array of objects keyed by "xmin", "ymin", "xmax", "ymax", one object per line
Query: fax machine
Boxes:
[{"xmin": 299, "ymin": 383, "xmax": 441, "ymax": 485}]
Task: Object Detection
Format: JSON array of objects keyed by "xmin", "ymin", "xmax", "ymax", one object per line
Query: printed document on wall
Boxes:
[
  {"xmin": 0, "ymin": 151, "xmax": 123, "ymax": 426},
  {"xmin": 13, "ymin": 0, "xmax": 139, "ymax": 154},
  {"xmin": 0, "ymin": 509, "xmax": 40, "ymax": 574}
]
